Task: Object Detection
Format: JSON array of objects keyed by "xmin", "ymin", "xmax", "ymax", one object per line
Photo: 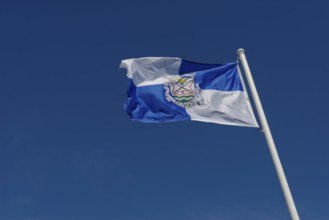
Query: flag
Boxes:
[{"xmin": 121, "ymin": 57, "xmax": 258, "ymax": 127}]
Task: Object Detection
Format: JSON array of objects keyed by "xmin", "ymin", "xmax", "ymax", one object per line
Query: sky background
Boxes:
[{"xmin": 1, "ymin": 0, "xmax": 328, "ymax": 220}]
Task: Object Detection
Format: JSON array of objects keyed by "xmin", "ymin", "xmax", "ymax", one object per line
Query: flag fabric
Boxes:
[{"xmin": 121, "ymin": 57, "xmax": 259, "ymax": 127}]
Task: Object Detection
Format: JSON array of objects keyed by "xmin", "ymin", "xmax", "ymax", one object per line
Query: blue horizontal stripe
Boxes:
[
  {"xmin": 194, "ymin": 62, "xmax": 243, "ymax": 91},
  {"xmin": 124, "ymin": 80, "xmax": 190, "ymax": 122},
  {"xmin": 179, "ymin": 60, "xmax": 224, "ymax": 74}
]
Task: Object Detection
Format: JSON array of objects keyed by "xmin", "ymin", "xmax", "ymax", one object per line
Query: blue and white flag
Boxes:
[{"xmin": 121, "ymin": 57, "xmax": 259, "ymax": 127}]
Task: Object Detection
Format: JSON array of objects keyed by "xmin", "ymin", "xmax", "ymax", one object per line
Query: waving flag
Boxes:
[
  {"xmin": 121, "ymin": 57, "xmax": 258, "ymax": 127},
  {"xmin": 121, "ymin": 52, "xmax": 300, "ymax": 219}
]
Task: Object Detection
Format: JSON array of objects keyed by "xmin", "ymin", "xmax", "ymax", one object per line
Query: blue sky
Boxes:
[{"xmin": 1, "ymin": 0, "xmax": 328, "ymax": 219}]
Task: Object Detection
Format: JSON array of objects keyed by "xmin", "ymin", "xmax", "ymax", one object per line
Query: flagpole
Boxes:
[{"xmin": 237, "ymin": 48, "xmax": 300, "ymax": 220}]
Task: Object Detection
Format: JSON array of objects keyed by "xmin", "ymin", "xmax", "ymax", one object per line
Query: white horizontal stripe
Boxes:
[
  {"xmin": 121, "ymin": 57, "xmax": 182, "ymax": 87},
  {"xmin": 186, "ymin": 90, "xmax": 259, "ymax": 127}
]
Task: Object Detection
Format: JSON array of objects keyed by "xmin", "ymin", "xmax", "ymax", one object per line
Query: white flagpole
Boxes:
[{"xmin": 237, "ymin": 48, "xmax": 300, "ymax": 220}]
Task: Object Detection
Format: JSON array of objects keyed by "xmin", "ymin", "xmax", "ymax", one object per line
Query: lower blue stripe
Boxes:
[{"xmin": 125, "ymin": 80, "xmax": 190, "ymax": 122}]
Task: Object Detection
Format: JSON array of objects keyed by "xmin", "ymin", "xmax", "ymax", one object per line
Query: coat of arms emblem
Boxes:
[{"xmin": 163, "ymin": 73, "xmax": 204, "ymax": 108}]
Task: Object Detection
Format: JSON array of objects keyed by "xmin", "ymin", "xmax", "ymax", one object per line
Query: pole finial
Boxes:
[{"xmin": 237, "ymin": 48, "xmax": 245, "ymax": 55}]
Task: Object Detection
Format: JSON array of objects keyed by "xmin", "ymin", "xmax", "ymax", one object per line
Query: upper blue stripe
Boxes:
[
  {"xmin": 124, "ymin": 80, "xmax": 190, "ymax": 122},
  {"xmin": 180, "ymin": 61, "xmax": 243, "ymax": 91},
  {"xmin": 179, "ymin": 60, "xmax": 224, "ymax": 74},
  {"xmin": 194, "ymin": 62, "xmax": 243, "ymax": 91}
]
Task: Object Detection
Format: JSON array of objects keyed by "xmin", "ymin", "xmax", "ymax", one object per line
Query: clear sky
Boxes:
[{"xmin": 1, "ymin": 1, "xmax": 328, "ymax": 220}]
